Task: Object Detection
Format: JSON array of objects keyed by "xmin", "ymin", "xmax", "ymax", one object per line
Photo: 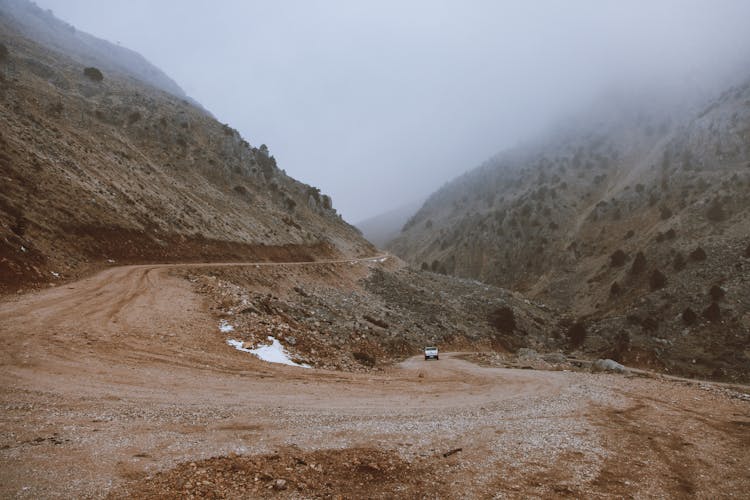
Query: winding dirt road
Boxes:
[{"xmin": 1, "ymin": 259, "xmax": 749, "ymax": 498}]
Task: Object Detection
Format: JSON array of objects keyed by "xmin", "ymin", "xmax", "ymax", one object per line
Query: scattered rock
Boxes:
[
  {"xmin": 591, "ymin": 358, "xmax": 626, "ymax": 373},
  {"xmin": 273, "ymin": 479, "xmax": 288, "ymax": 490}
]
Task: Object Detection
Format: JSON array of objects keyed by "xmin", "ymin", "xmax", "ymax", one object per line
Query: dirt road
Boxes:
[{"xmin": 1, "ymin": 260, "xmax": 748, "ymax": 498}]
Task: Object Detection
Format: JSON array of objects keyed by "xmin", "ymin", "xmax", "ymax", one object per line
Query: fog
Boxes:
[{"xmin": 33, "ymin": 0, "xmax": 750, "ymax": 222}]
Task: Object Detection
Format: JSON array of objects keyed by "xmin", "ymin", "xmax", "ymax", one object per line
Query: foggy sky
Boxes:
[{"xmin": 31, "ymin": 0, "xmax": 750, "ymax": 222}]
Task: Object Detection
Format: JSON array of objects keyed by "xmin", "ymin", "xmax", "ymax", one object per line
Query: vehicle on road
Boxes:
[{"xmin": 424, "ymin": 346, "xmax": 439, "ymax": 360}]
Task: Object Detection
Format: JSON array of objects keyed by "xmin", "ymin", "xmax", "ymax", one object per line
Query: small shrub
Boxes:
[
  {"xmin": 353, "ymin": 351, "xmax": 376, "ymax": 367},
  {"xmin": 0, "ymin": 43, "xmax": 8, "ymax": 62},
  {"xmin": 630, "ymin": 251, "xmax": 647, "ymax": 274},
  {"xmin": 488, "ymin": 306, "xmax": 516, "ymax": 334},
  {"xmin": 659, "ymin": 205, "xmax": 673, "ymax": 220},
  {"xmin": 610, "ymin": 281, "xmax": 621, "ymax": 295},
  {"xmin": 682, "ymin": 307, "xmax": 697, "ymax": 325},
  {"xmin": 673, "ymin": 252, "xmax": 686, "ymax": 271},
  {"xmin": 689, "ymin": 247, "xmax": 707, "ymax": 261},
  {"xmin": 610, "ymin": 249, "xmax": 627, "ymax": 267},
  {"xmin": 83, "ymin": 66, "xmax": 104, "ymax": 82},
  {"xmin": 706, "ymin": 199, "xmax": 727, "ymax": 222},
  {"xmin": 420, "ymin": 262, "xmax": 429, "ymax": 271},
  {"xmin": 702, "ymin": 302, "xmax": 721, "ymax": 322},
  {"xmin": 567, "ymin": 322, "xmax": 587, "ymax": 348},
  {"xmin": 641, "ymin": 316, "xmax": 659, "ymax": 332},
  {"xmin": 745, "ymin": 243, "xmax": 750, "ymax": 258},
  {"xmin": 363, "ymin": 315, "xmax": 388, "ymax": 329},
  {"xmin": 649, "ymin": 269, "xmax": 667, "ymax": 290},
  {"xmin": 127, "ymin": 111, "xmax": 141, "ymax": 124},
  {"xmin": 233, "ymin": 185, "xmax": 247, "ymax": 195},
  {"xmin": 709, "ymin": 285, "xmax": 725, "ymax": 301}
]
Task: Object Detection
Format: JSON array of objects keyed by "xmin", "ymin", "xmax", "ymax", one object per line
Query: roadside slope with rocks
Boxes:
[{"xmin": 0, "ymin": 2, "xmax": 373, "ymax": 293}]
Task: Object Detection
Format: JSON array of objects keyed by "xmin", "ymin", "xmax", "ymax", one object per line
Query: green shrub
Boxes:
[{"xmin": 83, "ymin": 66, "xmax": 104, "ymax": 82}]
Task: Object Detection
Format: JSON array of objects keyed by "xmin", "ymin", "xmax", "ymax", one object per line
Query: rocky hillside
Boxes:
[
  {"xmin": 390, "ymin": 83, "xmax": 750, "ymax": 382},
  {"xmin": 0, "ymin": 2, "xmax": 373, "ymax": 293}
]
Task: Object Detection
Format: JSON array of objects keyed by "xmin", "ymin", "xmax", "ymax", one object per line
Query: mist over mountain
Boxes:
[
  {"xmin": 389, "ymin": 76, "xmax": 750, "ymax": 380},
  {"xmin": 28, "ymin": 0, "xmax": 750, "ymax": 222}
]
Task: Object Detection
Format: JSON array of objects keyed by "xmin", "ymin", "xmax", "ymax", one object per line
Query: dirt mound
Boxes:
[{"xmin": 116, "ymin": 447, "xmax": 447, "ymax": 499}]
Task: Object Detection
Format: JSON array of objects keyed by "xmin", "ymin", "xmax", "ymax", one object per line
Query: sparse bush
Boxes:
[
  {"xmin": 127, "ymin": 111, "xmax": 141, "ymax": 124},
  {"xmin": 702, "ymin": 302, "xmax": 721, "ymax": 321},
  {"xmin": 83, "ymin": 66, "xmax": 104, "ymax": 82},
  {"xmin": 233, "ymin": 185, "xmax": 247, "ymax": 195},
  {"xmin": 649, "ymin": 269, "xmax": 667, "ymax": 290},
  {"xmin": 630, "ymin": 251, "xmax": 647, "ymax": 274},
  {"xmin": 709, "ymin": 285, "xmax": 725, "ymax": 301},
  {"xmin": 0, "ymin": 43, "xmax": 8, "ymax": 62},
  {"xmin": 488, "ymin": 306, "xmax": 516, "ymax": 334},
  {"xmin": 610, "ymin": 282, "xmax": 621, "ymax": 295},
  {"xmin": 673, "ymin": 252, "xmax": 686, "ymax": 271},
  {"xmin": 744, "ymin": 243, "xmax": 750, "ymax": 258},
  {"xmin": 567, "ymin": 322, "xmax": 587, "ymax": 348},
  {"xmin": 659, "ymin": 205, "xmax": 673, "ymax": 220},
  {"xmin": 706, "ymin": 199, "xmax": 727, "ymax": 222},
  {"xmin": 689, "ymin": 247, "xmax": 707, "ymax": 261},
  {"xmin": 610, "ymin": 249, "xmax": 627, "ymax": 267},
  {"xmin": 420, "ymin": 262, "xmax": 429, "ymax": 271},
  {"xmin": 353, "ymin": 351, "xmax": 376, "ymax": 367},
  {"xmin": 682, "ymin": 307, "xmax": 697, "ymax": 325}
]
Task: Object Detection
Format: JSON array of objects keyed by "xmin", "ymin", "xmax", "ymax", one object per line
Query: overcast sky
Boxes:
[{"xmin": 32, "ymin": 0, "xmax": 750, "ymax": 222}]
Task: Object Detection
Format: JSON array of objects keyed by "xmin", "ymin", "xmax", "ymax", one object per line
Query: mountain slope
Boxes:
[
  {"xmin": 0, "ymin": 3, "xmax": 373, "ymax": 292},
  {"xmin": 390, "ymin": 84, "xmax": 750, "ymax": 381}
]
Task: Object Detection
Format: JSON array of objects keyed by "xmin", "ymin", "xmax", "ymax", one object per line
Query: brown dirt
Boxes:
[{"xmin": 1, "ymin": 258, "xmax": 748, "ymax": 498}]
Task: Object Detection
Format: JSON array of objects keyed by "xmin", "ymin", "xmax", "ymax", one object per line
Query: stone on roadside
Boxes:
[{"xmin": 591, "ymin": 358, "xmax": 626, "ymax": 374}]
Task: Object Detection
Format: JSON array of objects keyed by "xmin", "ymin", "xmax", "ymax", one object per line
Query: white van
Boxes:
[{"xmin": 424, "ymin": 346, "xmax": 439, "ymax": 360}]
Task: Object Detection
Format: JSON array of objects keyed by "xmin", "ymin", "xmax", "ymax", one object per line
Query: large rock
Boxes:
[{"xmin": 591, "ymin": 358, "xmax": 626, "ymax": 374}]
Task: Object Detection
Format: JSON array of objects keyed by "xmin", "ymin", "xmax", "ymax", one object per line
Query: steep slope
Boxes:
[
  {"xmin": 390, "ymin": 84, "xmax": 750, "ymax": 381},
  {"xmin": 0, "ymin": 0, "xmax": 188, "ymax": 99},
  {"xmin": 0, "ymin": 4, "xmax": 373, "ymax": 293}
]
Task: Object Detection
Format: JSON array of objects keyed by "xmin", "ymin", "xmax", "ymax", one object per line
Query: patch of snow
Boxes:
[
  {"xmin": 20, "ymin": 246, "xmax": 27, "ymax": 253},
  {"xmin": 226, "ymin": 339, "xmax": 251, "ymax": 352},
  {"xmin": 219, "ymin": 320, "xmax": 234, "ymax": 333},
  {"xmin": 375, "ymin": 257, "xmax": 388, "ymax": 263},
  {"xmin": 227, "ymin": 336, "xmax": 310, "ymax": 368},
  {"xmin": 107, "ymin": 259, "xmax": 116, "ymax": 264},
  {"xmin": 51, "ymin": 271, "xmax": 60, "ymax": 278}
]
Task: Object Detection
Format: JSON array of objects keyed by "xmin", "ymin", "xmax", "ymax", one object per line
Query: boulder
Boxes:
[{"xmin": 591, "ymin": 358, "xmax": 626, "ymax": 374}]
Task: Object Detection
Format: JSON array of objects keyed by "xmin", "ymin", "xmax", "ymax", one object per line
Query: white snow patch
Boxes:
[
  {"xmin": 20, "ymin": 246, "xmax": 27, "ymax": 253},
  {"xmin": 51, "ymin": 271, "xmax": 60, "ymax": 278},
  {"xmin": 227, "ymin": 336, "xmax": 310, "ymax": 368},
  {"xmin": 226, "ymin": 339, "xmax": 251, "ymax": 352},
  {"xmin": 375, "ymin": 256, "xmax": 388, "ymax": 263},
  {"xmin": 219, "ymin": 320, "xmax": 234, "ymax": 333}
]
